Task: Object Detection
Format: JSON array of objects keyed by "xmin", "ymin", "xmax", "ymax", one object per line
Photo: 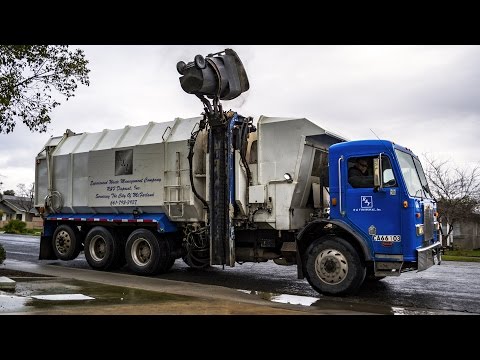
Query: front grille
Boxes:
[{"xmin": 424, "ymin": 204, "xmax": 434, "ymax": 242}]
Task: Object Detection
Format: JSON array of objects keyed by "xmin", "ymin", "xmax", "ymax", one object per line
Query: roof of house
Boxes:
[
  {"xmin": 0, "ymin": 202, "xmax": 15, "ymax": 214},
  {"xmin": 0, "ymin": 195, "xmax": 38, "ymax": 215}
]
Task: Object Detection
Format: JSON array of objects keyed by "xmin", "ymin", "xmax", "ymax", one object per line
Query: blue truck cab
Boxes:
[{"xmin": 298, "ymin": 139, "xmax": 442, "ymax": 296}]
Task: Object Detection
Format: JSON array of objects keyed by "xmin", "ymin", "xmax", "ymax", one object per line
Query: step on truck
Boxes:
[{"xmin": 35, "ymin": 49, "xmax": 442, "ymax": 295}]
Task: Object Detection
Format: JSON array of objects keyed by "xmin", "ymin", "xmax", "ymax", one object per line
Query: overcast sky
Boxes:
[{"xmin": 1, "ymin": 45, "xmax": 479, "ymax": 192}]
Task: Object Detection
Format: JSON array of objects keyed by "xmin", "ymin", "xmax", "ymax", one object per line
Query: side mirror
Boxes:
[{"xmin": 373, "ymin": 157, "xmax": 381, "ymax": 190}]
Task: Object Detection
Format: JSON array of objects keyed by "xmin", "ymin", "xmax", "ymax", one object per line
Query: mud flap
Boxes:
[{"xmin": 39, "ymin": 235, "xmax": 57, "ymax": 260}]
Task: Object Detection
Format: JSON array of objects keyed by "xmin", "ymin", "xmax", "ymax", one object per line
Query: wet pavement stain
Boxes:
[
  {"xmin": 237, "ymin": 289, "xmax": 472, "ymax": 315},
  {"xmin": 0, "ymin": 278, "xmax": 193, "ymax": 314},
  {"xmin": 238, "ymin": 289, "xmax": 394, "ymax": 314},
  {"xmin": 0, "ymin": 277, "xmax": 343, "ymax": 315}
]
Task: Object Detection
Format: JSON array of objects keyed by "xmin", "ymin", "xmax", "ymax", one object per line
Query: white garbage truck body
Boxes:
[{"xmin": 35, "ymin": 113, "xmax": 346, "ymax": 286}]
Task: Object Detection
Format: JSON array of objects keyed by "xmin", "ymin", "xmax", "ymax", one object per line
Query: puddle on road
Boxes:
[
  {"xmin": 237, "ymin": 289, "xmax": 469, "ymax": 315},
  {"xmin": 31, "ymin": 294, "xmax": 95, "ymax": 301},
  {"xmin": 0, "ymin": 278, "xmax": 191, "ymax": 314},
  {"xmin": 237, "ymin": 289, "xmax": 318, "ymax": 306},
  {"xmin": 238, "ymin": 289, "xmax": 397, "ymax": 314}
]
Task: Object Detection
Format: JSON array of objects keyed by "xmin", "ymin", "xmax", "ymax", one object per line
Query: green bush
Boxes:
[
  {"xmin": 4, "ymin": 219, "xmax": 27, "ymax": 234},
  {"xmin": 0, "ymin": 243, "xmax": 5, "ymax": 265}
]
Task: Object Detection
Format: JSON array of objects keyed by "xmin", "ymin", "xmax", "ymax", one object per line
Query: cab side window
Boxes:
[{"xmin": 348, "ymin": 156, "xmax": 374, "ymax": 188}]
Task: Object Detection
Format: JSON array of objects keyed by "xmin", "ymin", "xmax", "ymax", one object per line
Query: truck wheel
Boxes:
[
  {"xmin": 84, "ymin": 226, "xmax": 123, "ymax": 271},
  {"xmin": 305, "ymin": 236, "xmax": 366, "ymax": 296},
  {"xmin": 125, "ymin": 229, "xmax": 169, "ymax": 275},
  {"xmin": 52, "ymin": 224, "xmax": 82, "ymax": 261}
]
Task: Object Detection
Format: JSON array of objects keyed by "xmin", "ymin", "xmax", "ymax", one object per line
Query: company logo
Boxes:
[{"xmin": 361, "ymin": 196, "xmax": 373, "ymax": 208}]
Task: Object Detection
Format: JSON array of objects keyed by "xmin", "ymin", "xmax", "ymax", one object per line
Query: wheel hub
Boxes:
[
  {"xmin": 131, "ymin": 238, "xmax": 152, "ymax": 266},
  {"xmin": 324, "ymin": 258, "xmax": 337, "ymax": 272},
  {"xmin": 315, "ymin": 249, "xmax": 348, "ymax": 285},
  {"xmin": 55, "ymin": 231, "xmax": 71, "ymax": 254},
  {"xmin": 90, "ymin": 235, "xmax": 107, "ymax": 262}
]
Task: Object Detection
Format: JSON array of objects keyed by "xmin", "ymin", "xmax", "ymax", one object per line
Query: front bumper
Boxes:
[{"xmin": 417, "ymin": 241, "xmax": 442, "ymax": 271}]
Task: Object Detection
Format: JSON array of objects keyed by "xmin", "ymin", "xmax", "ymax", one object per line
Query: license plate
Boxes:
[{"xmin": 373, "ymin": 235, "xmax": 401, "ymax": 242}]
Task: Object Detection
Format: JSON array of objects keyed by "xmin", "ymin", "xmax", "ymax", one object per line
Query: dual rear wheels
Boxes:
[{"xmin": 52, "ymin": 225, "xmax": 176, "ymax": 275}]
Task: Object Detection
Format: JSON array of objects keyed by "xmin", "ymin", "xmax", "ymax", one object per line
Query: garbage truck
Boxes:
[{"xmin": 34, "ymin": 49, "xmax": 442, "ymax": 295}]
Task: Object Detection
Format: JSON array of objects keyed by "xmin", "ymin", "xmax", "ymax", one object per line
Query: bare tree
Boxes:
[
  {"xmin": 15, "ymin": 182, "xmax": 35, "ymax": 212},
  {"xmin": 423, "ymin": 154, "xmax": 480, "ymax": 240}
]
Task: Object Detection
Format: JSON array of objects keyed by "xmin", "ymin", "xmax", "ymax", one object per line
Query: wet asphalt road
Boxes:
[{"xmin": 1, "ymin": 233, "xmax": 479, "ymax": 314}]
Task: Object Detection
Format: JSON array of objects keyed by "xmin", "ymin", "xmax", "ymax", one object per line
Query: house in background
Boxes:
[
  {"xmin": 0, "ymin": 201, "xmax": 15, "ymax": 221},
  {"xmin": 441, "ymin": 213, "xmax": 480, "ymax": 250},
  {"xmin": 0, "ymin": 194, "xmax": 42, "ymax": 228}
]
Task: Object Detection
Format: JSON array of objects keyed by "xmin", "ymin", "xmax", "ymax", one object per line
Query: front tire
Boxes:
[{"xmin": 305, "ymin": 236, "xmax": 366, "ymax": 296}]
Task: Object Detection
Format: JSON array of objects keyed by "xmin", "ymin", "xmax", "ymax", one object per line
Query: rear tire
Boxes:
[
  {"xmin": 125, "ymin": 229, "xmax": 169, "ymax": 275},
  {"xmin": 84, "ymin": 226, "xmax": 123, "ymax": 271},
  {"xmin": 52, "ymin": 224, "xmax": 82, "ymax": 261},
  {"xmin": 305, "ymin": 236, "xmax": 366, "ymax": 296}
]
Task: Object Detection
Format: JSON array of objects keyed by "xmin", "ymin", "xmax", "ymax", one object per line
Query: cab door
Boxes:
[{"xmin": 344, "ymin": 154, "xmax": 403, "ymax": 256}]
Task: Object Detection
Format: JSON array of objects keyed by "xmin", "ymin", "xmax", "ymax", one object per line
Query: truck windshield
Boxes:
[
  {"xmin": 413, "ymin": 157, "xmax": 432, "ymax": 196},
  {"xmin": 395, "ymin": 149, "xmax": 428, "ymax": 198}
]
